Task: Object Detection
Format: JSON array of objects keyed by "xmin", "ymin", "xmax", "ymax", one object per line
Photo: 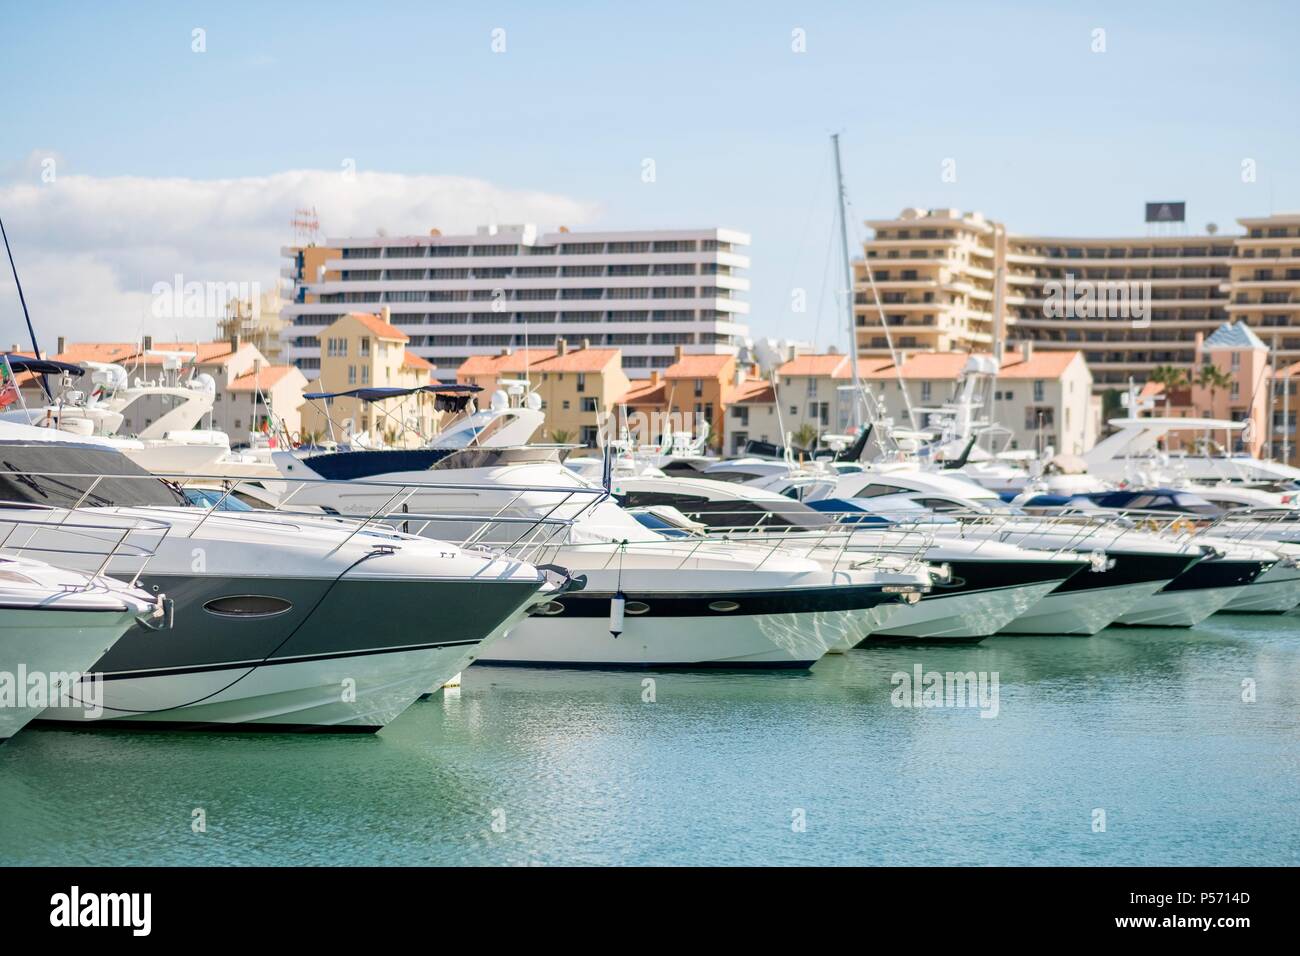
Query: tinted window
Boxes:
[{"xmin": 0, "ymin": 442, "xmax": 188, "ymax": 508}]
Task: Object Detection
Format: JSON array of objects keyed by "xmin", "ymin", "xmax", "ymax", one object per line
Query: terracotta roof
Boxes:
[
  {"xmin": 144, "ymin": 341, "xmax": 244, "ymax": 365},
  {"xmin": 663, "ymin": 354, "xmax": 734, "ymax": 379},
  {"xmin": 861, "ymin": 351, "xmax": 1082, "ymax": 381},
  {"xmin": 995, "ymin": 351, "xmax": 1082, "ymax": 379},
  {"xmin": 834, "ymin": 357, "xmax": 897, "ymax": 379},
  {"xmin": 401, "ymin": 351, "xmax": 434, "ymax": 370},
  {"xmin": 777, "ymin": 354, "xmax": 848, "ymax": 377},
  {"xmin": 456, "ymin": 349, "xmax": 557, "ymax": 377},
  {"xmin": 345, "ymin": 312, "xmax": 409, "ymax": 342},
  {"xmin": 227, "ymin": 365, "xmax": 303, "ymax": 392},
  {"xmin": 532, "ymin": 348, "xmax": 621, "ymax": 373},
  {"xmin": 52, "ymin": 341, "xmax": 250, "ymax": 367},
  {"xmin": 618, "ymin": 379, "xmax": 668, "ymax": 405},
  {"xmin": 51, "ymin": 342, "xmax": 140, "ymax": 365},
  {"xmin": 731, "ymin": 379, "xmax": 776, "ymax": 404}
]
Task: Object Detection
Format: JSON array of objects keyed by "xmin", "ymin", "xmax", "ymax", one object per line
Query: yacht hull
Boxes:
[
  {"xmin": 0, "ymin": 606, "xmax": 140, "ymax": 742},
  {"xmin": 1114, "ymin": 559, "xmax": 1271, "ymax": 628},
  {"xmin": 997, "ymin": 552, "xmax": 1199, "ymax": 635},
  {"xmin": 1112, "ymin": 586, "xmax": 1245, "ymax": 628},
  {"xmin": 35, "ymin": 574, "xmax": 543, "ymax": 732},
  {"xmin": 862, "ymin": 579, "xmax": 1063, "ymax": 644},
  {"xmin": 1220, "ymin": 562, "xmax": 1300, "ymax": 613},
  {"xmin": 476, "ymin": 585, "xmax": 906, "ymax": 668},
  {"xmin": 997, "ymin": 581, "xmax": 1166, "ymax": 635},
  {"xmin": 861, "ymin": 558, "xmax": 1082, "ymax": 643}
]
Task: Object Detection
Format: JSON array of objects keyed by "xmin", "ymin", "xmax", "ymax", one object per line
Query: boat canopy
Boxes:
[
  {"xmin": 303, "ymin": 383, "xmax": 482, "ymax": 402},
  {"xmin": 3, "ymin": 354, "xmax": 86, "ymax": 377}
]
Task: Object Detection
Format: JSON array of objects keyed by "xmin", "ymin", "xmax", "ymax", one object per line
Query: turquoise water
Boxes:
[{"xmin": 2, "ymin": 615, "xmax": 1298, "ymax": 866}]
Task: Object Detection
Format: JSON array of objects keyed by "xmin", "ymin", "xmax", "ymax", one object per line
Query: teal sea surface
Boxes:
[{"xmin": 2, "ymin": 615, "xmax": 1298, "ymax": 866}]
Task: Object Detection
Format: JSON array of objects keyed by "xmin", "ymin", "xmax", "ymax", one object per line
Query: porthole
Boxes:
[
  {"xmin": 709, "ymin": 600, "xmax": 740, "ymax": 613},
  {"xmin": 202, "ymin": 595, "xmax": 293, "ymax": 618},
  {"xmin": 531, "ymin": 601, "xmax": 566, "ymax": 616},
  {"xmin": 624, "ymin": 601, "xmax": 651, "ymax": 615}
]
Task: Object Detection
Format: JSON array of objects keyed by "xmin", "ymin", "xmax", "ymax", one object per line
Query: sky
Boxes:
[{"xmin": 1, "ymin": 0, "xmax": 1298, "ymax": 350}]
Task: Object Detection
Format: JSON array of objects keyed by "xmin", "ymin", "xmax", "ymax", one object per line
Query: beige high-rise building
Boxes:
[{"xmin": 857, "ymin": 208, "xmax": 1300, "ymax": 390}]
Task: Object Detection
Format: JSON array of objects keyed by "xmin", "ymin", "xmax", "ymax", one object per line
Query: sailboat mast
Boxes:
[{"xmin": 831, "ymin": 134, "xmax": 863, "ymax": 429}]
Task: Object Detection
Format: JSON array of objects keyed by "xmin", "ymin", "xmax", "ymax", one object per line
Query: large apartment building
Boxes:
[
  {"xmin": 857, "ymin": 208, "xmax": 1300, "ymax": 389},
  {"xmin": 280, "ymin": 224, "xmax": 751, "ymax": 380}
]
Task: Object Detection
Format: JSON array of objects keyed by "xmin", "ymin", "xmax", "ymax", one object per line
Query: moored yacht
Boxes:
[
  {"xmin": 0, "ymin": 421, "xmax": 568, "ymax": 732},
  {"xmin": 610, "ymin": 473, "xmax": 1087, "ymax": 643},
  {"xmin": 0, "ymin": 554, "xmax": 162, "ymax": 742},
  {"xmin": 274, "ymin": 443, "xmax": 932, "ymax": 667}
]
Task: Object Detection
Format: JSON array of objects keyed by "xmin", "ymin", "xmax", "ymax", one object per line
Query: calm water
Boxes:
[{"xmin": 2, "ymin": 615, "xmax": 1298, "ymax": 866}]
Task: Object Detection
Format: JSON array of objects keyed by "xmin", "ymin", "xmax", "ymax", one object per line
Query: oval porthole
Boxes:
[
  {"xmin": 709, "ymin": 600, "xmax": 740, "ymax": 613},
  {"xmin": 531, "ymin": 601, "xmax": 566, "ymax": 616},
  {"xmin": 203, "ymin": 595, "xmax": 293, "ymax": 618},
  {"xmin": 624, "ymin": 601, "xmax": 651, "ymax": 615}
]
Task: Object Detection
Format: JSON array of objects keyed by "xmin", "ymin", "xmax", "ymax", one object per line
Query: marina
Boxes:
[{"xmin": 0, "ymin": 5, "xmax": 1296, "ymax": 901}]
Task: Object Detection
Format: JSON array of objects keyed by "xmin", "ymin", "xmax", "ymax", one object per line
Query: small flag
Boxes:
[{"xmin": 0, "ymin": 355, "xmax": 20, "ymax": 410}]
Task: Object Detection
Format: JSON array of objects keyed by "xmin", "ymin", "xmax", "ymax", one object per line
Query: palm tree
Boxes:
[
  {"xmin": 1195, "ymin": 363, "xmax": 1233, "ymax": 413},
  {"xmin": 551, "ymin": 428, "xmax": 574, "ymax": 445},
  {"xmin": 1149, "ymin": 365, "xmax": 1189, "ymax": 413},
  {"xmin": 791, "ymin": 422, "xmax": 819, "ymax": 452}
]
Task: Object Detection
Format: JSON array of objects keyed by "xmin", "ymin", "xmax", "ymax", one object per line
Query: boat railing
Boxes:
[
  {"xmin": 0, "ymin": 467, "xmax": 608, "ymax": 567},
  {"xmin": 0, "ymin": 503, "xmax": 172, "ymax": 585},
  {"xmin": 639, "ymin": 508, "xmax": 937, "ymax": 571}
]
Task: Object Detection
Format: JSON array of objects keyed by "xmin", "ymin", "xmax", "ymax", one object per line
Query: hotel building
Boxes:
[
  {"xmin": 280, "ymin": 224, "xmax": 751, "ymax": 380},
  {"xmin": 857, "ymin": 208, "xmax": 1300, "ymax": 389}
]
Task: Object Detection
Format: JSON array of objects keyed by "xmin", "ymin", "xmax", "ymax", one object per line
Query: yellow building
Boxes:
[
  {"xmin": 457, "ymin": 339, "xmax": 630, "ymax": 449},
  {"xmin": 300, "ymin": 310, "xmax": 437, "ymax": 446}
]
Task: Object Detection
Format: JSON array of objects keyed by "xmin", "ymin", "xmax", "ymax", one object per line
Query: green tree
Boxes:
[
  {"xmin": 1149, "ymin": 365, "xmax": 1189, "ymax": 412},
  {"xmin": 791, "ymin": 422, "xmax": 819, "ymax": 451},
  {"xmin": 550, "ymin": 428, "xmax": 574, "ymax": 444},
  {"xmin": 1195, "ymin": 363, "xmax": 1232, "ymax": 411}
]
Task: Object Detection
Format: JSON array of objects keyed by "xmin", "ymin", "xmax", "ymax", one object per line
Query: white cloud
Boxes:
[{"xmin": 0, "ymin": 161, "xmax": 600, "ymax": 346}]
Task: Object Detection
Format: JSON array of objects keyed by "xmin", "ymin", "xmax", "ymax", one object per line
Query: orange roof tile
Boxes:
[
  {"xmin": 52, "ymin": 342, "xmax": 141, "ymax": 365},
  {"xmin": 346, "ymin": 312, "xmax": 410, "ymax": 342},
  {"xmin": 227, "ymin": 365, "xmax": 303, "ymax": 392},
  {"xmin": 663, "ymin": 354, "xmax": 733, "ymax": 379},
  {"xmin": 836, "ymin": 357, "xmax": 897, "ymax": 379},
  {"xmin": 401, "ymin": 351, "xmax": 434, "ymax": 370},
  {"xmin": 456, "ymin": 349, "xmax": 557, "ymax": 377},
  {"xmin": 731, "ymin": 379, "xmax": 776, "ymax": 404},
  {"xmin": 145, "ymin": 341, "xmax": 243, "ymax": 365},
  {"xmin": 777, "ymin": 354, "xmax": 849, "ymax": 377},
  {"xmin": 860, "ymin": 351, "xmax": 1082, "ymax": 381},
  {"xmin": 531, "ymin": 348, "xmax": 621, "ymax": 373},
  {"xmin": 618, "ymin": 379, "xmax": 668, "ymax": 405}
]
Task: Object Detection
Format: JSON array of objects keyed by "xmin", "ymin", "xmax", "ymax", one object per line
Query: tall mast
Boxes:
[{"xmin": 831, "ymin": 134, "xmax": 863, "ymax": 429}]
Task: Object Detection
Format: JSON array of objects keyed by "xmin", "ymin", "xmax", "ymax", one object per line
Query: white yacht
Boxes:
[
  {"xmin": 274, "ymin": 444, "xmax": 932, "ymax": 668},
  {"xmin": 610, "ymin": 473, "xmax": 1088, "ymax": 643},
  {"xmin": 0, "ymin": 554, "xmax": 162, "ymax": 743},
  {"xmin": 0, "ymin": 421, "xmax": 568, "ymax": 732},
  {"xmin": 759, "ymin": 468, "xmax": 1221, "ymax": 634}
]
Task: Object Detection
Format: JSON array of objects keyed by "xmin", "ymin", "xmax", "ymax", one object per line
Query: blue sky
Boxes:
[{"xmin": 1, "ymin": 0, "xmax": 1297, "ymax": 347}]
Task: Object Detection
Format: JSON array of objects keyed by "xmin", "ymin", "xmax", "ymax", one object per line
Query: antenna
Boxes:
[
  {"xmin": 830, "ymin": 134, "xmax": 862, "ymax": 429},
  {"xmin": 0, "ymin": 214, "xmax": 52, "ymax": 399}
]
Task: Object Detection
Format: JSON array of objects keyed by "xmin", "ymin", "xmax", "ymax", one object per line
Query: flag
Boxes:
[{"xmin": 0, "ymin": 355, "xmax": 20, "ymax": 409}]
